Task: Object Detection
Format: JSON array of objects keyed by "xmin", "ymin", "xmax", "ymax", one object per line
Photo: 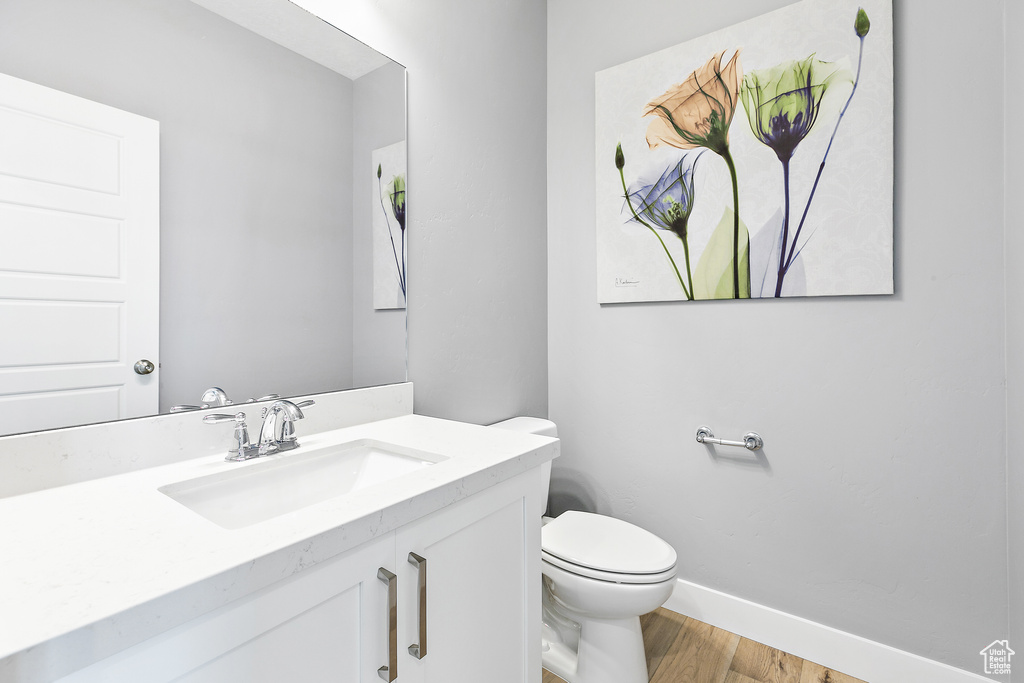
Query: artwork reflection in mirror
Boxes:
[
  {"xmin": 373, "ymin": 141, "xmax": 407, "ymax": 310},
  {"xmin": 0, "ymin": 0, "xmax": 407, "ymax": 437}
]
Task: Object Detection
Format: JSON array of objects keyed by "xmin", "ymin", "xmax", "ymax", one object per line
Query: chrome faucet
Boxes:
[
  {"xmin": 258, "ymin": 399, "xmax": 315, "ymax": 455},
  {"xmin": 171, "ymin": 386, "xmax": 233, "ymax": 412},
  {"xmin": 201, "ymin": 387, "xmax": 232, "ymax": 407}
]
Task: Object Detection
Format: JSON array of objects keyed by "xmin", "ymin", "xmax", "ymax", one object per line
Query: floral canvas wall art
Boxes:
[
  {"xmin": 596, "ymin": 0, "xmax": 893, "ymax": 303},
  {"xmin": 372, "ymin": 140, "xmax": 407, "ymax": 310}
]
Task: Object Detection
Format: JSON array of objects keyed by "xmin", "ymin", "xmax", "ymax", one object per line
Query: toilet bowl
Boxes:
[{"xmin": 490, "ymin": 418, "xmax": 678, "ymax": 683}]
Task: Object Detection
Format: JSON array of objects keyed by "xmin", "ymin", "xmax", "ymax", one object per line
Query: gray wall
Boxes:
[
  {"xmin": 1007, "ymin": 0, "xmax": 1024, "ymax": 664},
  {"xmin": 352, "ymin": 62, "xmax": 407, "ymax": 389},
  {"xmin": 549, "ymin": 0, "xmax": 1007, "ymax": 674},
  {"xmin": 300, "ymin": 0, "xmax": 549, "ymax": 424},
  {"xmin": 0, "ymin": 0, "xmax": 355, "ymax": 410}
]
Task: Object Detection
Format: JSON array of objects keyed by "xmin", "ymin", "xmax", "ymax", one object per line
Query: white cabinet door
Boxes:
[
  {"xmin": 58, "ymin": 535, "xmax": 394, "ymax": 683},
  {"xmin": 395, "ymin": 471, "xmax": 543, "ymax": 683},
  {"xmin": 0, "ymin": 72, "xmax": 160, "ymax": 434}
]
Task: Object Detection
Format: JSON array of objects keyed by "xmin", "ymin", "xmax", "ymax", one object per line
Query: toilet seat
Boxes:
[
  {"xmin": 541, "ymin": 511, "xmax": 677, "ymax": 583},
  {"xmin": 542, "ymin": 550, "xmax": 677, "ymax": 584}
]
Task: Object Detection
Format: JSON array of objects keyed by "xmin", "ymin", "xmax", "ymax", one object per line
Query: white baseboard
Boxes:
[{"xmin": 663, "ymin": 578, "xmax": 996, "ymax": 683}]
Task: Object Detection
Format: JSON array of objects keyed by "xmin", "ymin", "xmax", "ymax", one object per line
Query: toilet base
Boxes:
[{"xmin": 542, "ymin": 614, "xmax": 649, "ymax": 683}]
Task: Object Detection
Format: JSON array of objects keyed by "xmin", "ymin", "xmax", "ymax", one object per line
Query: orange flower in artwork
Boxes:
[{"xmin": 644, "ymin": 49, "xmax": 743, "ymax": 156}]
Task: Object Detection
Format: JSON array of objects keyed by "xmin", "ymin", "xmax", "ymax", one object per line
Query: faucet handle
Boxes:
[
  {"xmin": 246, "ymin": 394, "xmax": 281, "ymax": 404},
  {"xmin": 170, "ymin": 404, "xmax": 209, "ymax": 412},
  {"xmin": 204, "ymin": 412, "xmax": 257, "ymax": 461},
  {"xmin": 295, "ymin": 400, "xmax": 315, "ymax": 409},
  {"xmin": 202, "ymin": 412, "xmax": 246, "ymax": 425}
]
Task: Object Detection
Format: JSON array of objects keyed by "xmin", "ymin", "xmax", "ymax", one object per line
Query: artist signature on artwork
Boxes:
[{"xmin": 615, "ymin": 277, "xmax": 640, "ymax": 287}]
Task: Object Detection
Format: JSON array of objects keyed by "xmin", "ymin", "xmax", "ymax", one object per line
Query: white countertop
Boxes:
[{"xmin": 0, "ymin": 413, "xmax": 558, "ymax": 680}]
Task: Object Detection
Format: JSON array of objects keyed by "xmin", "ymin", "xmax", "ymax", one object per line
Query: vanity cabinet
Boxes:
[{"xmin": 57, "ymin": 471, "xmax": 540, "ymax": 683}]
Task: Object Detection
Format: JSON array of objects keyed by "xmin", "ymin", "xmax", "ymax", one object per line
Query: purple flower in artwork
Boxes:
[
  {"xmin": 617, "ymin": 147, "xmax": 704, "ymax": 299},
  {"xmin": 625, "ymin": 150, "xmax": 704, "ymax": 242}
]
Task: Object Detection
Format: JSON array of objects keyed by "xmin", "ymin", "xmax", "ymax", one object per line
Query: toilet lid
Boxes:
[{"xmin": 541, "ymin": 511, "xmax": 677, "ymax": 574}]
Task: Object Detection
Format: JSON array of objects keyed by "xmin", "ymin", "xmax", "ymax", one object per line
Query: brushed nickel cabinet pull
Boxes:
[
  {"xmin": 377, "ymin": 567, "xmax": 397, "ymax": 682},
  {"xmin": 408, "ymin": 552, "xmax": 427, "ymax": 659}
]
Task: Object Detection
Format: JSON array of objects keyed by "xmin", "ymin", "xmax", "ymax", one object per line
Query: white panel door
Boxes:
[{"xmin": 0, "ymin": 72, "xmax": 159, "ymax": 434}]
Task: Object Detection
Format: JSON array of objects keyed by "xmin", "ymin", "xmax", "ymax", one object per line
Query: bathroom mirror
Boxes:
[{"xmin": 0, "ymin": 0, "xmax": 407, "ymax": 436}]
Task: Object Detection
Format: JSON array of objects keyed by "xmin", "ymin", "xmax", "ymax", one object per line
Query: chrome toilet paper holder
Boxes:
[{"xmin": 695, "ymin": 426, "xmax": 763, "ymax": 451}]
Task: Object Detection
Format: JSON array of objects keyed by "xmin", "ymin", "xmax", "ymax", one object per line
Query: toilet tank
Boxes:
[{"xmin": 489, "ymin": 417, "xmax": 556, "ymax": 515}]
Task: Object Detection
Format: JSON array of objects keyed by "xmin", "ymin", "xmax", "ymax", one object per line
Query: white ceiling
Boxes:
[{"xmin": 189, "ymin": 0, "xmax": 393, "ymax": 80}]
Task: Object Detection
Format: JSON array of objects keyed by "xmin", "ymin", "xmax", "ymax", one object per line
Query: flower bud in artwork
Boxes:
[
  {"xmin": 855, "ymin": 8, "xmax": 870, "ymax": 37},
  {"xmin": 615, "ymin": 143, "xmax": 625, "ymax": 170}
]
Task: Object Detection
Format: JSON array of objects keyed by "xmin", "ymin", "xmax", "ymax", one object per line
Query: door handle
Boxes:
[
  {"xmin": 377, "ymin": 567, "xmax": 397, "ymax": 682},
  {"xmin": 408, "ymin": 553, "xmax": 427, "ymax": 659},
  {"xmin": 133, "ymin": 359, "xmax": 155, "ymax": 375}
]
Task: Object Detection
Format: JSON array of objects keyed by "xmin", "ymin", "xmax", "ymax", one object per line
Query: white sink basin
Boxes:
[{"xmin": 159, "ymin": 439, "xmax": 447, "ymax": 529}]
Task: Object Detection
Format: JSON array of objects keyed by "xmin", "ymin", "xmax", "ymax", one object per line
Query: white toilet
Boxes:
[{"xmin": 491, "ymin": 418, "xmax": 677, "ymax": 683}]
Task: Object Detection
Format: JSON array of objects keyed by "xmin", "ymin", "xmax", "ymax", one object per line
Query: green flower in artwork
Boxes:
[
  {"xmin": 744, "ymin": 8, "xmax": 869, "ymax": 299},
  {"xmin": 389, "ymin": 174, "xmax": 406, "ymax": 232},
  {"xmin": 377, "ymin": 166, "xmax": 407, "ymax": 298},
  {"xmin": 740, "ymin": 55, "xmax": 852, "ymax": 162}
]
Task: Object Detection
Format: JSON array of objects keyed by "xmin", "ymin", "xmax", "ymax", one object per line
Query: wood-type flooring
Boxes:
[{"xmin": 541, "ymin": 608, "xmax": 867, "ymax": 683}]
